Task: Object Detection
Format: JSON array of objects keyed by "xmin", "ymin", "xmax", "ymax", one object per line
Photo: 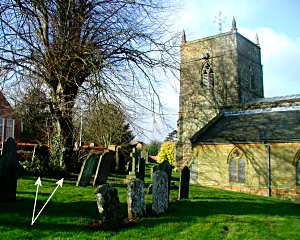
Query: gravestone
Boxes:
[
  {"xmin": 155, "ymin": 160, "xmax": 173, "ymax": 200},
  {"xmin": 0, "ymin": 138, "xmax": 18, "ymax": 201},
  {"xmin": 95, "ymin": 184, "xmax": 121, "ymax": 226},
  {"xmin": 117, "ymin": 148, "xmax": 126, "ymax": 173},
  {"xmin": 136, "ymin": 155, "xmax": 145, "ymax": 182},
  {"xmin": 76, "ymin": 153, "xmax": 98, "ymax": 186},
  {"xmin": 141, "ymin": 149, "xmax": 149, "ymax": 164},
  {"xmin": 152, "ymin": 170, "xmax": 168, "ymax": 215},
  {"xmin": 127, "ymin": 178, "xmax": 146, "ymax": 221},
  {"xmin": 93, "ymin": 151, "xmax": 114, "ymax": 186},
  {"xmin": 178, "ymin": 166, "xmax": 190, "ymax": 200},
  {"xmin": 127, "ymin": 148, "xmax": 138, "ymax": 180}
]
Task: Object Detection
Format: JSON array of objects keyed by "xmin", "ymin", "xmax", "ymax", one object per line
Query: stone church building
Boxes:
[{"xmin": 176, "ymin": 18, "xmax": 300, "ymax": 198}]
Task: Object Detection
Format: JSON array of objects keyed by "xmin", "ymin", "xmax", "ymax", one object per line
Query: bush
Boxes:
[
  {"xmin": 20, "ymin": 145, "xmax": 50, "ymax": 176},
  {"xmin": 157, "ymin": 141, "xmax": 175, "ymax": 165},
  {"xmin": 146, "ymin": 140, "xmax": 161, "ymax": 156}
]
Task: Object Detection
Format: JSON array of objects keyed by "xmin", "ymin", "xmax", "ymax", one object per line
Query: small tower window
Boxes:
[{"xmin": 202, "ymin": 62, "xmax": 214, "ymax": 90}]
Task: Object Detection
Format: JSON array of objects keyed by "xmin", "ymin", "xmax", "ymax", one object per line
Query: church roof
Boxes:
[
  {"xmin": 191, "ymin": 107, "xmax": 300, "ymax": 145},
  {"xmin": 247, "ymin": 94, "xmax": 300, "ymax": 105}
]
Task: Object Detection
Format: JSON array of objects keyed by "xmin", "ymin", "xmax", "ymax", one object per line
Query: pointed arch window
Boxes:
[
  {"xmin": 228, "ymin": 147, "xmax": 246, "ymax": 184},
  {"xmin": 202, "ymin": 62, "xmax": 214, "ymax": 90},
  {"xmin": 249, "ymin": 66, "xmax": 256, "ymax": 90},
  {"xmin": 297, "ymin": 160, "xmax": 300, "ymax": 186}
]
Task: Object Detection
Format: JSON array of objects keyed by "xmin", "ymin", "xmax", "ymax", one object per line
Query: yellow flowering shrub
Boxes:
[{"xmin": 157, "ymin": 141, "xmax": 175, "ymax": 165}]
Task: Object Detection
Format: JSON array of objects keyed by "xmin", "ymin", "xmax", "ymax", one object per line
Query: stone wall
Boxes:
[
  {"xmin": 176, "ymin": 31, "xmax": 263, "ymax": 168},
  {"xmin": 191, "ymin": 142, "xmax": 300, "ymax": 199}
]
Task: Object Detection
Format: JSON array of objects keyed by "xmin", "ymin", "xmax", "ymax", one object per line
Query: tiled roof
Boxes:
[{"xmin": 191, "ymin": 107, "xmax": 300, "ymax": 144}]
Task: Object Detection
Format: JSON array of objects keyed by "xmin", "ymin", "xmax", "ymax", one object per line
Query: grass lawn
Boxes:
[{"xmin": 1, "ymin": 165, "xmax": 300, "ymax": 240}]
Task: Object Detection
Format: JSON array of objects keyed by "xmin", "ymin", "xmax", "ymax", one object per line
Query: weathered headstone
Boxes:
[
  {"xmin": 155, "ymin": 160, "xmax": 173, "ymax": 200},
  {"xmin": 127, "ymin": 178, "xmax": 146, "ymax": 221},
  {"xmin": 0, "ymin": 137, "xmax": 18, "ymax": 201},
  {"xmin": 152, "ymin": 170, "xmax": 168, "ymax": 215},
  {"xmin": 178, "ymin": 166, "xmax": 190, "ymax": 200},
  {"xmin": 76, "ymin": 153, "xmax": 98, "ymax": 186},
  {"xmin": 136, "ymin": 155, "xmax": 145, "ymax": 182},
  {"xmin": 95, "ymin": 184, "xmax": 121, "ymax": 226},
  {"xmin": 93, "ymin": 151, "xmax": 114, "ymax": 186}
]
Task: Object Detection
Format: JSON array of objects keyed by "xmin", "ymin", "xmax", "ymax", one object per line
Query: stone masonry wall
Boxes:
[
  {"xmin": 191, "ymin": 142, "xmax": 300, "ymax": 199},
  {"xmin": 176, "ymin": 31, "xmax": 263, "ymax": 169}
]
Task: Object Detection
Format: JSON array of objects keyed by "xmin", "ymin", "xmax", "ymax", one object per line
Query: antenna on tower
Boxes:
[{"xmin": 213, "ymin": 11, "xmax": 226, "ymax": 33}]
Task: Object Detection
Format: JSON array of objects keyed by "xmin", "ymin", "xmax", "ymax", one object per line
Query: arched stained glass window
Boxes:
[
  {"xmin": 297, "ymin": 161, "xmax": 300, "ymax": 186},
  {"xmin": 228, "ymin": 147, "xmax": 246, "ymax": 184}
]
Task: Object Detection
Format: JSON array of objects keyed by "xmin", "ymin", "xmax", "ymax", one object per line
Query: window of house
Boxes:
[
  {"xmin": 228, "ymin": 148, "xmax": 246, "ymax": 184},
  {"xmin": 6, "ymin": 118, "xmax": 15, "ymax": 139}
]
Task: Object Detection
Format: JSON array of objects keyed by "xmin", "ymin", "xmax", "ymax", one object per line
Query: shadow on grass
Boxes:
[{"xmin": 0, "ymin": 191, "xmax": 299, "ymax": 233}]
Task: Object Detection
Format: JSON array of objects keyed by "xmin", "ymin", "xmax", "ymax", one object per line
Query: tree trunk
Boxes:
[{"xmin": 50, "ymin": 87, "xmax": 77, "ymax": 172}]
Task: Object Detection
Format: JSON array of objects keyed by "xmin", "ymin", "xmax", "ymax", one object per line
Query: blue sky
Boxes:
[{"xmin": 141, "ymin": 0, "xmax": 300, "ymax": 142}]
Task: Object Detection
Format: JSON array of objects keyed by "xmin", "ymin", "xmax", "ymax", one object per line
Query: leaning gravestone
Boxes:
[
  {"xmin": 178, "ymin": 166, "xmax": 190, "ymax": 200},
  {"xmin": 127, "ymin": 178, "xmax": 146, "ymax": 221},
  {"xmin": 76, "ymin": 153, "xmax": 98, "ymax": 186},
  {"xmin": 93, "ymin": 151, "xmax": 114, "ymax": 186},
  {"xmin": 95, "ymin": 184, "xmax": 122, "ymax": 227},
  {"xmin": 152, "ymin": 170, "xmax": 168, "ymax": 215},
  {"xmin": 0, "ymin": 137, "xmax": 18, "ymax": 202}
]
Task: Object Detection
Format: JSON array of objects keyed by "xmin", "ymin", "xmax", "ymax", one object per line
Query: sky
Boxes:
[{"xmin": 141, "ymin": 0, "xmax": 300, "ymax": 142}]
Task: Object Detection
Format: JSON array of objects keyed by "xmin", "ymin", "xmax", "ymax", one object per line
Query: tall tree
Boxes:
[
  {"xmin": 15, "ymin": 86, "xmax": 51, "ymax": 144},
  {"xmin": 0, "ymin": 0, "xmax": 178, "ymax": 166}
]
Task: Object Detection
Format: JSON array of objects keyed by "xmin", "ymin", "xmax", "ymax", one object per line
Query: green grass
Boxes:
[{"xmin": 1, "ymin": 167, "xmax": 300, "ymax": 239}]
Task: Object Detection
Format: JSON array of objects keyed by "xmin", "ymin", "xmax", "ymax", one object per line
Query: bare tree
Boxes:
[
  {"xmin": 82, "ymin": 99, "xmax": 134, "ymax": 147},
  {"xmin": 0, "ymin": 0, "xmax": 178, "ymax": 166}
]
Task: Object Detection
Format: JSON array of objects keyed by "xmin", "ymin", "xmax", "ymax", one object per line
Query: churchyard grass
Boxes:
[{"xmin": 0, "ymin": 165, "xmax": 300, "ymax": 239}]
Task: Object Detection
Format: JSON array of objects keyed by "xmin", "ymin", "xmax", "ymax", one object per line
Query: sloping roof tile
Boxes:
[{"xmin": 191, "ymin": 109, "xmax": 300, "ymax": 144}]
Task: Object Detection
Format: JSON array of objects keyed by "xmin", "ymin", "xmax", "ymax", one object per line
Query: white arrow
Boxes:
[
  {"xmin": 31, "ymin": 177, "xmax": 42, "ymax": 225},
  {"xmin": 31, "ymin": 178, "xmax": 64, "ymax": 225}
]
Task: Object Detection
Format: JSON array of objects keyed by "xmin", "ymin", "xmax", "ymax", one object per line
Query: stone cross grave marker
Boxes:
[
  {"xmin": 127, "ymin": 178, "xmax": 146, "ymax": 221},
  {"xmin": 128, "ymin": 147, "xmax": 138, "ymax": 178},
  {"xmin": 93, "ymin": 151, "xmax": 114, "ymax": 186},
  {"xmin": 178, "ymin": 166, "xmax": 190, "ymax": 200},
  {"xmin": 76, "ymin": 153, "xmax": 98, "ymax": 186},
  {"xmin": 0, "ymin": 137, "xmax": 18, "ymax": 202},
  {"xmin": 152, "ymin": 170, "xmax": 168, "ymax": 215}
]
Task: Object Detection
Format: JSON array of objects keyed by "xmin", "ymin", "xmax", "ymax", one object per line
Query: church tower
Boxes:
[{"xmin": 176, "ymin": 18, "xmax": 264, "ymax": 167}]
